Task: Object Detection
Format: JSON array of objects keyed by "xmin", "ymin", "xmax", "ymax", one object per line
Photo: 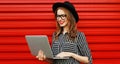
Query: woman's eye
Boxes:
[
  {"xmin": 57, "ymin": 14, "xmax": 66, "ymax": 17},
  {"xmin": 62, "ymin": 15, "xmax": 67, "ymax": 17}
]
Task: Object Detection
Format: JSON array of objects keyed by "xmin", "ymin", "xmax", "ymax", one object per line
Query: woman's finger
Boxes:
[
  {"xmin": 36, "ymin": 56, "xmax": 38, "ymax": 58},
  {"xmin": 43, "ymin": 55, "xmax": 46, "ymax": 60},
  {"xmin": 39, "ymin": 57, "xmax": 42, "ymax": 60},
  {"xmin": 38, "ymin": 50, "xmax": 43, "ymax": 58},
  {"xmin": 39, "ymin": 50, "xmax": 45, "ymax": 60}
]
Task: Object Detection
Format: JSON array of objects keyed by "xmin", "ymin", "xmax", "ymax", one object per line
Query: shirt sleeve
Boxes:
[{"xmin": 77, "ymin": 32, "xmax": 92, "ymax": 64}]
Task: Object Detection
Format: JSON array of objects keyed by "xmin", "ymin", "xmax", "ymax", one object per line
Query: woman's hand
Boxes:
[
  {"xmin": 56, "ymin": 52, "xmax": 89, "ymax": 63},
  {"xmin": 36, "ymin": 50, "xmax": 46, "ymax": 61},
  {"xmin": 56, "ymin": 52, "xmax": 73, "ymax": 58}
]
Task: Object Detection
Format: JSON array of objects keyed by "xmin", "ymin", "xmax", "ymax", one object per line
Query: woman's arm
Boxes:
[
  {"xmin": 56, "ymin": 52, "xmax": 89, "ymax": 64},
  {"xmin": 71, "ymin": 53, "xmax": 89, "ymax": 64},
  {"xmin": 76, "ymin": 32, "xmax": 92, "ymax": 64}
]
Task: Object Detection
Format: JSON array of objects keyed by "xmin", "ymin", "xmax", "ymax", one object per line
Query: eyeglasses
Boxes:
[{"xmin": 56, "ymin": 14, "xmax": 67, "ymax": 20}]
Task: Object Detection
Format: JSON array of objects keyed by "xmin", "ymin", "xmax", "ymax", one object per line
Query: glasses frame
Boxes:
[{"xmin": 56, "ymin": 14, "xmax": 67, "ymax": 20}]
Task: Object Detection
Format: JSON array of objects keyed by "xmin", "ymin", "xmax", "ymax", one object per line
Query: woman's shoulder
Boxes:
[
  {"xmin": 76, "ymin": 31, "xmax": 87, "ymax": 41},
  {"xmin": 77, "ymin": 31, "xmax": 85, "ymax": 36},
  {"xmin": 76, "ymin": 31, "xmax": 87, "ymax": 44}
]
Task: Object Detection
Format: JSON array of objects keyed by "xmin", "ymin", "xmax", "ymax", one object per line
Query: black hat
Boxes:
[{"xmin": 52, "ymin": 1, "xmax": 79, "ymax": 23}]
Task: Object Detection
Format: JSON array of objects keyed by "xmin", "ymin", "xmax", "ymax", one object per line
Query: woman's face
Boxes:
[{"xmin": 56, "ymin": 9, "xmax": 69, "ymax": 27}]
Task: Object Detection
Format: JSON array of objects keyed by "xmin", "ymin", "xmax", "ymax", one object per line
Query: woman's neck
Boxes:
[{"xmin": 63, "ymin": 26, "xmax": 69, "ymax": 34}]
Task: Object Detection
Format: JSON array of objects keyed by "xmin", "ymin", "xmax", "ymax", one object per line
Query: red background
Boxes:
[{"xmin": 0, "ymin": 0, "xmax": 120, "ymax": 64}]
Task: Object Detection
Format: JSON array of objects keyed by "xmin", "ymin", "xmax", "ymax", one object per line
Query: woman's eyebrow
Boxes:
[{"xmin": 57, "ymin": 14, "xmax": 66, "ymax": 15}]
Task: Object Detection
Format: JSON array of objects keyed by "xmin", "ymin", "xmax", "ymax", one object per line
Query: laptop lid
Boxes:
[{"xmin": 25, "ymin": 35, "xmax": 54, "ymax": 59}]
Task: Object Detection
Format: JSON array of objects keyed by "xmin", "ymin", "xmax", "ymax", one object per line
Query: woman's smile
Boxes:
[{"xmin": 59, "ymin": 21, "xmax": 65, "ymax": 25}]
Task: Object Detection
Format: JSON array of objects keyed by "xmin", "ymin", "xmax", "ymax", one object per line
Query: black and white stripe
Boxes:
[{"xmin": 51, "ymin": 31, "xmax": 92, "ymax": 64}]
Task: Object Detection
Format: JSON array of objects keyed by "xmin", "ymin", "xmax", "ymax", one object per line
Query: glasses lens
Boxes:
[{"xmin": 56, "ymin": 14, "xmax": 67, "ymax": 20}]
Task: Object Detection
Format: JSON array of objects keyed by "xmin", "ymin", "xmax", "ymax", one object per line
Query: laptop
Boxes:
[{"xmin": 25, "ymin": 35, "xmax": 69, "ymax": 59}]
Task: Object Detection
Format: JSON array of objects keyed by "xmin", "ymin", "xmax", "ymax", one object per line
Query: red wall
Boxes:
[{"xmin": 0, "ymin": 0, "xmax": 120, "ymax": 64}]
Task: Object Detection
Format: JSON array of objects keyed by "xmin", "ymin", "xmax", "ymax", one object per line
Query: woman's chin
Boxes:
[
  {"xmin": 59, "ymin": 24, "xmax": 64, "ymax": 27},
  {"xmin": 60, "ymin": 25, "xmax": 64, "ymax": 27}
]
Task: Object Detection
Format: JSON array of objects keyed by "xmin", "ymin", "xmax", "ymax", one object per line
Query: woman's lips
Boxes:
[{"xmin": 59, "ymin": 21, "xmax": 64, "ymax": 25}]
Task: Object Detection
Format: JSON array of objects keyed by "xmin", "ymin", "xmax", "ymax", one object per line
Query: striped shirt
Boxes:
[{"xmin": 51, "ymin": 31, "xmax": 92, "ymax": 64}]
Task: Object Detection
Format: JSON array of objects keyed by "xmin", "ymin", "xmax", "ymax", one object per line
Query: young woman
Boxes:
[{"xmin": 36, "ymin": 1, "xmax": 92, "ymax": 64}]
